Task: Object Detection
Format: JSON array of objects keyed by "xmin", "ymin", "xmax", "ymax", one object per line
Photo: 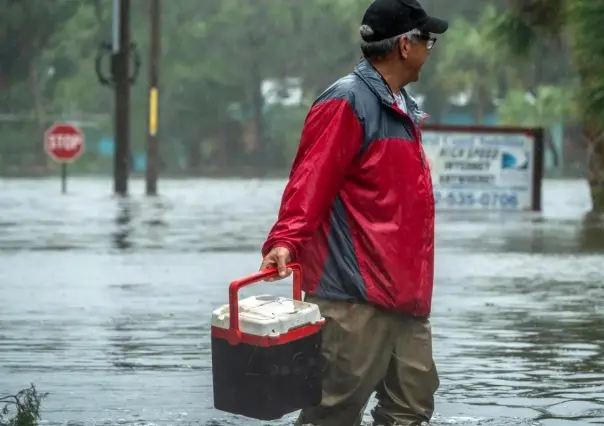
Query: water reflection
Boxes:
[
  {"xmin": 112, "ymin": 199, "xmax": 133, "ymax": 250},
  {"xmin": 579, "ymin": 214, "xmax": 604, "ymax": 253},
  {"xmin": 110, "ymin": 197, "xmax": 172, "ymax": 251},
  {"xmin": 105, "ymin": 274, "xmax": 211, "ymax": 372},
  {"xmin": 0, "ymin": 177, "xmax": 602, "ymax": 426}
]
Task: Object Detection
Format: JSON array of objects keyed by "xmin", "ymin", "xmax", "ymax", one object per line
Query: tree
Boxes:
[
  {"xmin": 567, "ymin": 0, "xmax": 604, "ymax": 212},
  {"xmin": 491, "ymin": 0, "xmax": 604, "ymax": 213},
  {"xmin": 0, "ymin": 0, "xmax": 97, "ymax": 169},
  {"xmin": 435, "ymin": 5, "xmax": 508, "ymax": 123},
  {"xmin": 497, "ymin": 85, "xmax": 576, "ymax": 127},
  {"xmin": 12, "ymin": 0, "xmax": 581, "ymax": 177},
  {"xmin": 148, "ymin": 0, "xmax": 357, "ymax": 172}
]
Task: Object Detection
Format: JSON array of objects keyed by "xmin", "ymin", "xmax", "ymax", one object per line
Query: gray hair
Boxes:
[{"xmin": 359, "ymin": 26, "xmax": 422, "ymax": 59}]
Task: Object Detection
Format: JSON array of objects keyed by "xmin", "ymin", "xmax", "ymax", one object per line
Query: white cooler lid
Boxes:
[{"xmin": 211, "ymin": 295, "xmax": 323, "ymax": 337}]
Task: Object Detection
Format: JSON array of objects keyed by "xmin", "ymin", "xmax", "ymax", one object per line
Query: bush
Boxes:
[
  {"xmin": 0, "ymin": 384, "xmax": 47, "ymax": 426},
  {"xmin": 264, "ymin": 103, "xmax": 311, "ymax": 166}
]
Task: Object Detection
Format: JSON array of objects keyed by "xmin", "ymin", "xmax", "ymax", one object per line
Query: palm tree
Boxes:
[
  {"xmin": 567, "ymin": 1, "xmax": 604, "ymax": 213},
  {"xmin": 436, "ymin": 5, "xmax": 508, "ymax": 124},
  {"xmin": 491, "ymin": 0, "xmax": 604, "ymax": 213}
]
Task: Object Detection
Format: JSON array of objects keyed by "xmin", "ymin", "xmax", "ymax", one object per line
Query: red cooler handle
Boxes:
[{"xmin": 227, "ymin": 262, "xmax": 302, "ymax": 344}]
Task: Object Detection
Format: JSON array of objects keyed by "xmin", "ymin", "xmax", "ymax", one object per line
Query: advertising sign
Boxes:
[{"xmin": 422, "ymin": 127, "xmax": 543, "ymax": 211}]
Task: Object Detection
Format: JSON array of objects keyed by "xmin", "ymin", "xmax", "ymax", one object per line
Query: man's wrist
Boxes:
[{"xmin": 264, "ymin": 241, "xmax": 296, "ymax": 259}]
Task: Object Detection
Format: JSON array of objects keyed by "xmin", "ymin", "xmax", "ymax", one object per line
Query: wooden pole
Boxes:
[
  {"xmin": 113, "ymin": 0, "xmax": 131, "ymax": 196},
  {"xmin": 146, "ymin": 0, "xmax": 160, "ymax": 196},
  {"xmin": 61, "ymin": 164, "xmax": 67, "ymax": 194}
]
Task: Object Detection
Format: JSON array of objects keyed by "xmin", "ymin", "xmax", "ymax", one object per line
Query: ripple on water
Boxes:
[{"xmin": 1, "ymin": 177, "xmax": 603, "ymax": 425}]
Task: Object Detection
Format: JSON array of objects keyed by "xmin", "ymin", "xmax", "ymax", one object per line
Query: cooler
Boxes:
[{"xmin": 211, "ymin": 263, "xmax": 325, "ymax": 420}]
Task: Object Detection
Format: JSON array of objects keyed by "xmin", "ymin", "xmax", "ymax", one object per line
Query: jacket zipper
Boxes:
[
  {"xmin": 354, "ymin": 65, "xmax": 431, "ymax": 316},
  {"xmin": 392, "ymin": 106, "xmax": 426, "ymax": 169},
  {"xmin": 395, "ymin": 106, "xmax": 431, "ymax": 317}
]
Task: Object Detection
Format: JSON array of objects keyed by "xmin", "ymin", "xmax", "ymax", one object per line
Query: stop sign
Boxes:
[{"xmin": 44, "ymin": 122, "xmax": 85, "ymax": 163}]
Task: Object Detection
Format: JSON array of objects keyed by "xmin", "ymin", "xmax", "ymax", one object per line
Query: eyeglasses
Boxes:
[{"xmin": 419, "ymin": 33, "xmax": 437, "ymax": 50}]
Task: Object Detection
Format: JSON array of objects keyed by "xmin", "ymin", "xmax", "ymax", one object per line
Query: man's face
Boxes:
[{"xmin": 399, "ymin": 33, "xmax": 435, "ymax": 81}]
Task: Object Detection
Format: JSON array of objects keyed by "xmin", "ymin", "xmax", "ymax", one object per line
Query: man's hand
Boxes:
[{"xmin": 259, "ymin": 246, "xmax": 292, "ymax": 281}]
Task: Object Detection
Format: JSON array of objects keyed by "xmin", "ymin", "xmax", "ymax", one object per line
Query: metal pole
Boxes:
[
  {"xmin": 112, "ymin": 0, "xmax": 120, "ymax": 54},
  {"xmin": 61, "ymin": 164, "xmax": 67, "ymax": 194},
  {"xmin": 146, "ymin": 0, "xmax": 160, "ymax": 196},
  {"xmin": 113, "ymin": 0, "xmax": 131, "ymax": 196}
]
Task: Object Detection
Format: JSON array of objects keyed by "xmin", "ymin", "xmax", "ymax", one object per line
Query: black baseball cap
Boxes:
[{"xmin": 360, "ymin": 0, "xmax": 449, "ymax": 42}]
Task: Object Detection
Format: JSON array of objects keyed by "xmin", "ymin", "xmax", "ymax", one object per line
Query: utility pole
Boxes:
[
  {"xmin": 113, "ymin": 0, "xmax": 131, "ymax": 196},
  {"xmin": 146, "ymin": 0, "xmax": 160, "ymax": 196}
]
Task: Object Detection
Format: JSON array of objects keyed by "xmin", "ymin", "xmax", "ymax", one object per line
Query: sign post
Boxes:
[{"xmin": 44, "ymin": 122, "xmax": 85, "ymax": 194}]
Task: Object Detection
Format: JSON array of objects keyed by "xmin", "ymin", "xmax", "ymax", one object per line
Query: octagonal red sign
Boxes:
[{"xmin": 44, "ymin": 122, "xmax": 85, "ymax": 163}]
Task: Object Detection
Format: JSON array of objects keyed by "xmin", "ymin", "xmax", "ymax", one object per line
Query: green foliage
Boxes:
[
  {"xmin": 133, "ymin": 0, "xmax": 357, "ymax": 171},
  {"xmin": 488, "ymin": 10, "xmax": 540, "ymax": 59},
  {"xmin": 496, "ymin": 0, "xmax": 604, "ymax": 212},
  {"xmin": 0, "ymin": 384, "xmax": 47, "ymax": 426},
  {"xmin": 0, "ymin": 0, "xmax": 83, "ymax": 89},
  {"xmin": 435, "ymin": 5, "xmax": 506, "ymax": 122},
  {"xmin": 488, "ymin": 0, "xmax": 566, "ymax": 58},
  {"xmin": 507, "ymin": 0, "xmax": 567, "ymax": 35},
  {"xmin": 0, "ymin": 0, "xmax": 584, "ymax": 174},
  {"xmin": 567, "ymin": 0, "xmax": 604, "ymax": 134},
  {"xmin": 265, "ymin": 103, "xmax": 312, "ymax": 166},
  {"xmin": 486, "ymin": 0, "xmax": 572, "ymax": 92},
  {"xmin": 566, "ymin": 0, "xmax": 604, "ymax": 212},
  {"xmin": 497, "ymin": 85, "xmax": 576, "ymax": 127}
]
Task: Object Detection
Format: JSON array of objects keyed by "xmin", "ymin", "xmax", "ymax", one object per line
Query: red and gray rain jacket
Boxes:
[{"xmin": 262, "ymin": 58, "xmax": 435, "ymax": 317}]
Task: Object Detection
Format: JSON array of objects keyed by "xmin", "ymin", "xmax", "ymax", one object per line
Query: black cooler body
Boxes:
[{"xmin": 210, "ymin": 263, "xmax": 325, "ymax": 421}]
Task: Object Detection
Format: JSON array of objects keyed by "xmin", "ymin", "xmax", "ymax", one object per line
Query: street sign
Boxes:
[
  {"xmin": 44, "ymin": 122, "xmax": 85, "ymax": 163},
  {"xmin": 422, "ymin": 125, "xmax": 544, "ymax": 212},
  {"xmin": 44, "ymin": 122, "xmax": 85, "ymax": 194}
]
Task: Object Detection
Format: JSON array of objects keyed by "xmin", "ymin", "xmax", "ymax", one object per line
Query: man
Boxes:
[{"xmin": 259, "ymin": 0, "xmax": 447, "ymax": 425}]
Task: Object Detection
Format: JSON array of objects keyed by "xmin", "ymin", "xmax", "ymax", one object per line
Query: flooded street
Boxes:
[{"xmin": 1, "ymin": 177, "xmax": 603, "ymax": 425}]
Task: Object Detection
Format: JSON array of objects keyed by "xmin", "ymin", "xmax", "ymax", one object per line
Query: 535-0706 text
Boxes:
[{"xmin": 434, "ymin": 190, "xmax": 519, "ymax": 209}]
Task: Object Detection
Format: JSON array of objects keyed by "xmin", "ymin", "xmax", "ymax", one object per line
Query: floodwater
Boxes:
[{"xmin": 1, "ymin": 177, "xmax": 603, "ymax": 426}]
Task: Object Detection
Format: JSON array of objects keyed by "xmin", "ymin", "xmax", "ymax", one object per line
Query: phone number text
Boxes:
[{"xmin": 434, "ymin": 190, "xmax": 521, "ymax": 209}]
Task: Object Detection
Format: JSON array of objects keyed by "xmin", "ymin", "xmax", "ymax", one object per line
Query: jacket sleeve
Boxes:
[{"xmin": 262, "ymin": 97, "xmax": 364, "ymax": 260}]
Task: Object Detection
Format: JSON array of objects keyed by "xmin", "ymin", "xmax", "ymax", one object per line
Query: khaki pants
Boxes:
[{"xmin": 295, "ymin": 295, "xmax": 439, "ymax": 426}]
